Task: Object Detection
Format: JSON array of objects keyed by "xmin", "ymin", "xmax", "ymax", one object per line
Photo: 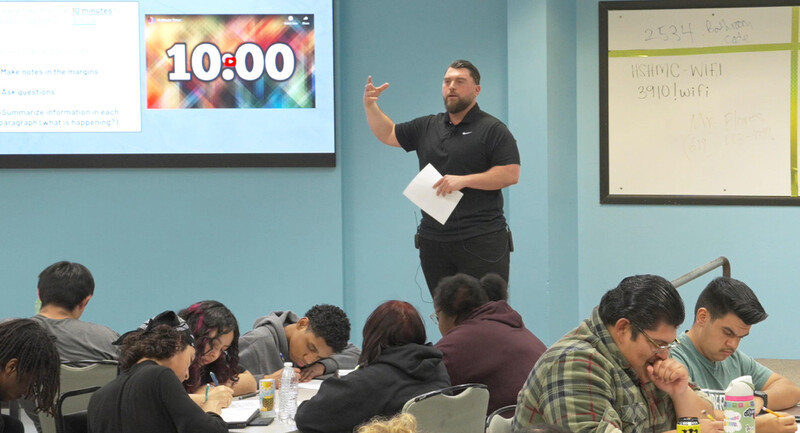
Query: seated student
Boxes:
[
  {"xmin": 87, "ymin": 311, "xmax": 233, "ymax": 433},
  {"xmin": 31, "ymin": 261, "xmax": 120, "ymax": 360},
  {"xmin": 294, "ymin": 300, "xmax": 450, "ymax": 433},
  {"xmin": 238, "ymin": 304, "xmax": 359, "ymax": 384},
  {"xmin": 671, "ymin": 277, "xmax": 800, "ymax": 433},
  {"xmin": 513, "ymin": 274, "xmax": 718, "ymax": 433},
  {"xmin": 433, "ymin": 273, "xmax": 546, "ymax": 414},
  {"xmin": 178, "ymin": 300, "xmax": 257, "ymax": 403},
  {"xmin": 0, "ymin": 319, "xmax": 60, "ymax": 433},
  {"xmin": 357, "ymin": 413, "xmax": 418, "ymax": 433},
  {"xmin": 23, "ymin": 261, "xmax": 120, "ymax": 432}
]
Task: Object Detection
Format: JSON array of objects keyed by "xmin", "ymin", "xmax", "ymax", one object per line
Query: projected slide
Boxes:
[
  {"xmin": 0, "ymin": 0, "xmax": 335, "ymax": 168},
  {"xmin": 146, "ymin": 15, "xmax": 315, "ymax": 109},
  {"xmin": 0, "ymin": 2, "xmax": 141, "ymax": 132}
]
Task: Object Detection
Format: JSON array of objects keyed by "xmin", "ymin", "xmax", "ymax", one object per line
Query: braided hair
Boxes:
[{"xmin": 0, "ymin": 319, "xmax": 60, "ymax": 415}]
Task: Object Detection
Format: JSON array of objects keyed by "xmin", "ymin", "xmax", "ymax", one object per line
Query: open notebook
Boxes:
[{"xmin": 220, "ymin": 399, "xmax": 261, "ymax": 429}]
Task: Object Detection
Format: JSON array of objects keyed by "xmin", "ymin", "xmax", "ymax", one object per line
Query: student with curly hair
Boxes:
[
  {"xmin": 0, "ymin": 319, "xmax": 60, "ymax": 433},
  {"xmin": 178, "ymin": 301, "xmax": 256, "ymax": 402},
  {"xmin": 239, "ymin": 304, "xmax": 360, "ymax": 385},
  {"xmin": 357, "ymin": 413, "xmax": 418, "ymax": 433},
  {"xmin": 87, "ymin": 311, "xmax": 232, "ymax": 433},
  {"xmin": 294, "ymin": 301, "xmax": 450, "ymax": 433}
]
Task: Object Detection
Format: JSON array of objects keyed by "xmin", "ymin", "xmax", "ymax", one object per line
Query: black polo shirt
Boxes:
[{"xmin": 395, "ymin": 104, "xmax": 520, "ymax": 241}]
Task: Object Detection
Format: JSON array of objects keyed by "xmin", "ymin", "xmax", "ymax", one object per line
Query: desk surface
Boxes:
[{"xmin": 230, "ymin": 381, "xmax": 319, "ymax": 432}]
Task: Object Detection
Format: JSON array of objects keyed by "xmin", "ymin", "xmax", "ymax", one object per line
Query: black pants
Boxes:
[{"xmin": 419, "ymin": 229, "xmax": 510, "ymax": 295}]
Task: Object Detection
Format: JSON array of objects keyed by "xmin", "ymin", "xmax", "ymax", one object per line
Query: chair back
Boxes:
[
  {"xmin": 485, "ymin": 405, "xmax": 515, "ymax": 433},
  {"xmin": 40, "ymin": 360, "xmax": 118, "ymax": 433},
  {"xmin": 402, "ymin": 383, "xmax": 489, "ymax": 433}
]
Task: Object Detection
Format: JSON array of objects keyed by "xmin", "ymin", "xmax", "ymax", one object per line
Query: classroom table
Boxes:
[{"xmin": 230, "ymin": 380, "xmax": 321, "ymax": 432}]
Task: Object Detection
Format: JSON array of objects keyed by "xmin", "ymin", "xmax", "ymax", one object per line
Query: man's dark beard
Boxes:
[{"xmin": 444, "ymin": 96, "xmax": 472, "ymax": 114}]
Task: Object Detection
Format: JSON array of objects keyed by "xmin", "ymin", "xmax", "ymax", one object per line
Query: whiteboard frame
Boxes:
[{"xmin": 600, "ymin": 0, "xmax": 800, "ymax": 205}]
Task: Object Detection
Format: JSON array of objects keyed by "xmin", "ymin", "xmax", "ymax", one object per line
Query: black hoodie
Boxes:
[{"xmin": 294, "ymin": 343, "xmax": 450, "ymax": 433}]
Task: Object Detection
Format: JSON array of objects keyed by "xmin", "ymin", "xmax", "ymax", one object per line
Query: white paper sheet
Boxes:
[
  {"xmin": 402, "ymin": 164, "xmax": 463, "ymax": 225},
  {"xmin": 221, "ymin": 399, "xmax": 260, "ymax": 424},
  {"xmin": 299, "ymin": 380, "xmax": 323, "ymax": 390}
]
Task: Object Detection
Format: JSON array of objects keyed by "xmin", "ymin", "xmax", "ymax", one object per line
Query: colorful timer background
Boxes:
[{"xmin": 145, "ymin": 14, "xmax": 315, "ymax": 109}]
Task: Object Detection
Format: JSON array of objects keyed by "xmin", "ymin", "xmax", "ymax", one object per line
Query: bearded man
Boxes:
[{"xmin": 363, "ymin": 60, "xmax": 521, "ymax": 295}]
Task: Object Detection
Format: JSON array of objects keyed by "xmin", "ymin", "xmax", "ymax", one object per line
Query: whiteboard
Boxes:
[{"xmin": 600, "ymin": 1, "xmax": 800, "ymax": 204}]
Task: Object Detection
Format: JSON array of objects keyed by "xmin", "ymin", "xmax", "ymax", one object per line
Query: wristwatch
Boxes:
[{"xmin": 754, "ymin": 390, "xmax": 768, "ymax": 409}]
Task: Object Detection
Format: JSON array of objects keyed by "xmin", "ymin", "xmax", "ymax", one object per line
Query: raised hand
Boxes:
[{"xmin": 364, "ymin": 75, "xmax": 390, "ymax": 105}]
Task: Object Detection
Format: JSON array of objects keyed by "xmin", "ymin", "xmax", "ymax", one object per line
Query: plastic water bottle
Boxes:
[
  {"xmin": 723, "ymin": 375, "xmax": 755, "ymax": 433},
  {"xmin": 278, "ymin": 362, "xmax": 298, "ymax": 424}
]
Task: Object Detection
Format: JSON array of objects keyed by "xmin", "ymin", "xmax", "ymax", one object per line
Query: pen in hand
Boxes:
[
  {"xmin": 762, "ymin": 407, "xmax": 783, "ymax": 417},
  {"xmin": 701, "ymin": 409, "xmax": 716, "ymax": 421},
  {"xmin": 209, "ymin": 371, "xmax": 220, "ymax": 386}
]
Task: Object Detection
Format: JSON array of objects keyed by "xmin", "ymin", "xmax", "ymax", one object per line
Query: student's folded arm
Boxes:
[
  {"xmin": 761, "ymin": 373, "xmax": 800, "ymax": 410},
  {"xmin": 310, "ymin": 343, "xmax": 361, "ymax": 378},
  {"xmin": 330, "ymin": 343, "xmax": 361, "ymax": 371}
]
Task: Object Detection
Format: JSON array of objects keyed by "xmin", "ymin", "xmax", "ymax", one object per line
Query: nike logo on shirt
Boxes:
[{"xmin": 462, "ymin": 131, "xmax": 473, "ymax": 135}]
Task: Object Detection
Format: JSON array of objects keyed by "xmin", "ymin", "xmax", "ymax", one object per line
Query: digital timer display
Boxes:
[{"xmin": 145, "ymin": 14, "xmax": 315, "ymax": 109}]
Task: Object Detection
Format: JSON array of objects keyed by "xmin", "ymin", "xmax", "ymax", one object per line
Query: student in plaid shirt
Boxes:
[{"xmin": 512, "ymin": 275, "xmax": 720, "ymax": 433}]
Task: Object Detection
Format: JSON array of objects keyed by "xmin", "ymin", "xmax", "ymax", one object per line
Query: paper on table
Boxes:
[
  {"xmin": 299, "ymin": 380, "xmax": 322, "ymax": 390},
  {"xmin": 403, "ymin": 164, "xmax": 463, "ymax": 225},
  {"xmin": 220, "ymin": 399, "xmax": 260, "ymax": 424}
]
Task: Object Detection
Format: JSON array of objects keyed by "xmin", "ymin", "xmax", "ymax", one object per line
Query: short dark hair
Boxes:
[
  {"xmin": 433, "ymin": 273, "xmax": 488, "ymax": 324},
  {"xmin": 598, "ymin": 274, "xmax": 685, "ymax": 336},
  {"xmin": 695, "ymin": 277, "xmax": 767, "ymax": 325},
  {"xmin": 179, "ymin": 300, "xmax": 242, "ymax": 392},
  {"xmin": 38, "ymin": 261, "xmax": 95, "ymax": 311},
  {"xmin": 448, "ymin": 59, "xmax": 481, "ymax": 85},
  {"xmin": 118, "ymin": 324, "xmax": 193, "ymax": 371},
  {"xmin": 0, "ymin": 319, "xmax": 60, "ymax": 414},
  {"xmin": 305, "ymin": 304, "xmax": 350, "ymax": 353},
  {"xmin": 359, "ymin": 301, "xmax": 426, "ymax": 367},
  {"xmin": 480, "ymin": 273, "xmax": 509, "ymax": 302}
]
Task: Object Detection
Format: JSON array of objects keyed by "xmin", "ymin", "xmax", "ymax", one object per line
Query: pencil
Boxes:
[
  {"xmin": 762, "ymin": 408, "xmax": 783, "ymax": 417},
  {"xmin": 701, "ymin": 410, "xmax": 716, "ymax": 421}
]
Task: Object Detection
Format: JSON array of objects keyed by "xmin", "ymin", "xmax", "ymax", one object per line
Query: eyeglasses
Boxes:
[
  {"xmin": 429, "ymin": 312, "xmax": 439, "ymax": 324},
  {"xmin": 633, "ymin": 324, "xmax": 679, "ymax": 354}
]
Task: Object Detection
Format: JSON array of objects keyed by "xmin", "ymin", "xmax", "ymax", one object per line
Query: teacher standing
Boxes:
[{"xmin": 364, "ymin": 59, "xmax": 521, "ymax": 294}]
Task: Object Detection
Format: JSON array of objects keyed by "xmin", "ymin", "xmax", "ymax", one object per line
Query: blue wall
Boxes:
[
  {"xmin": 2, "ymin": 0, "xmax": 797, "ymax": 358},
  {"xmin": 0, "ymin": 167, "xmax": 344, "ymax": 333}
]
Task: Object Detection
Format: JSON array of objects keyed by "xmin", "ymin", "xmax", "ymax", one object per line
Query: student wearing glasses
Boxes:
[
  {"xmin": 513, "ymin": 275, "xmax": 720, "ymax": 433},
  {"xmin": 670, "ymin": 277, "xmax": 800, "ymax": 433},
  {"xmin": 178, "ymin": 301, "xmax": 257, "ymax": 402}
]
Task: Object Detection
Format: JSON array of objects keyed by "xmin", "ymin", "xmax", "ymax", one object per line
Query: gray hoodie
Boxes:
[{"xmin": 238, "ymin": 310, "xmax": 360, "ymax": 378}]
